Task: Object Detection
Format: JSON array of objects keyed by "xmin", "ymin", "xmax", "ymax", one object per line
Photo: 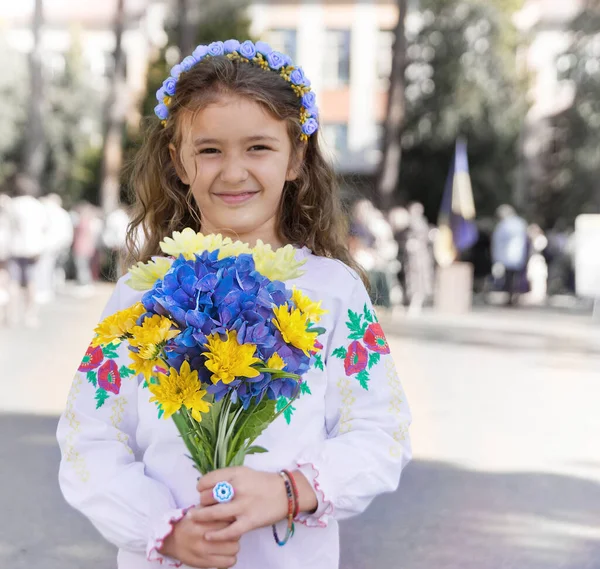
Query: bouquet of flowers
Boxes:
[{"xmin": 85, "ymin": 229, "xmax": 326, "ymax": 475}]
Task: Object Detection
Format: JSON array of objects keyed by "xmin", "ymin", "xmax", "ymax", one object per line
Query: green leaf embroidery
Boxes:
[
  {"xmin": 276, "ymin": 396, "xmax": 287, "ymax": 413},
  {"xmin": 348, "ymin": 331, "xmax": 365, "ymax": 340},
  {"xmin": 356, "ymin": 370, "xmax": 370, "ymax": 391},
  {"xmin": 332, "ymin": 346, "xmax": 347, "ymax": 359},
  {"xmin": 368, "ymin": 352, "xmax": 381, "ymax": 370},
  {"xmin": 86, "ymin": 371, "xmax": 97, "ymax": 387},
  {"xmin": 103, "ymin": 345, "xmax": 119, "ymax": 359},
  {"xmin": 283, "ymin": 404, "xmax": 295, "ymax": 425},
  {"xmin": 142, "ymin": 380, "xmax": 149, "ymax": 389},
  {"xmin": 276, "ymin": 396, "xmax": 295, "ymax": 424},
  {"xmin": 364, "ymin": 303, "xmax": 374, "ymax": 323},
  {"xmin": 346, "ymin": 309, "xmax": 362, "ymax": 332},
  {"xmin": 158, "ymin": 406, "xmax": 164, "ymax": 420},
  {"xmin": 313, "ymin": 354, "xmax": 324, "ymax": 371},
  {"xmin": 119, "ymin": 365, "xmax": 136, "ymax": 378},
  {"xmin": 95, "ymin": 388, "xmax": 109, "ymax": 409},
  {"xmin": 300, "ymin": 381, "xmax": 312, "ymax": 395}
]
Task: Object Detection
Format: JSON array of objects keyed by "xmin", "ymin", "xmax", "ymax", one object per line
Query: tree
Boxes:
[
  {"xmin": 99, "ymin": 0, "xmax": 127, "ymax": 215},
  {"xmin": 21, "ymin": 0, "xmax": 46, "ymax": 193},
  {"xmin": 386, "ymin": 0, "xmax": 527, "ymax": 221},
  {"xmin": 376, "ymin": 0, "xmax": 408, "ymax": 211}
]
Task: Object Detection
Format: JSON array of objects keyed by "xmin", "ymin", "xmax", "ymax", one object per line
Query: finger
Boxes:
[
  {"xmin": 206, "ymin": 555, "xmax": 238, "ymax": 569},
  {"xmin": 196, "ymin": 467, "xmax": 239, "ymax": 493},
  {"xmin": 188, "ymin": 503, "xmax": 238, "ymax": 524},
  {"xmin": 205, "ymin": 538, "xmax": 241, "ymax": 556},
  {"xmin": 205, "ymin": 519, "xmax": 248, "ymax": 542},
  {"xmin": 199, "ymin": 488, "xmax": 218, "ymax": 507}
]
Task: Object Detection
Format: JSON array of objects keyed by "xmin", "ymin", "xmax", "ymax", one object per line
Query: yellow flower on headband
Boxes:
[
  {"xmin": 92, "ymin": 303, "xmax": 146, "ymax": 347},
  {"xmin": 127, "ymin": 258, "xmax": 173, "ymax": 291},
  {"xmin": 291, "ymin": 287, "xmax": 328, "ymax": 323},
  {"xmin": 252, "ymin": 240, "xmax": 306, "ymax": 282}
]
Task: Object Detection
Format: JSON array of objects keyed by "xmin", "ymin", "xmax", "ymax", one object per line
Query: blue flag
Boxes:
[{"xmin": 434, "ymin": 138, "xmax": 479, "ymax": 267}]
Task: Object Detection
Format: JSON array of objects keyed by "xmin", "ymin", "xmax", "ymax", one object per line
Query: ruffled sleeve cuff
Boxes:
[
  {"xmin": 146, "ymin": 507, "xmax": 190, "ymax": 566},
  {"xmin": 295, "ymin": 462, "xmax": 334, "ymax": 528}
]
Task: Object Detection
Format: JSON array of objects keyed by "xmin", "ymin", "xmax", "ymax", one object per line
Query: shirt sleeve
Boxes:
[
  {"xmin": 56, "ymin": 279, "xmax": 188, "ymax": 566},
  {"xmin": 296, "ymin": 275, "xmax": 412, "ymax": 527}
]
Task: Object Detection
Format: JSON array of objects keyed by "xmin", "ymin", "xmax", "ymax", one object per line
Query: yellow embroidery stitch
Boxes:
[
  {"xmin": 337, "ymin": 377, "xmax": 356, "ymax": 434},
  {"xmin": 110, "ymin": 396, "xmax": 133, "ymax": 455},
  {"xmin": 63, "ymin": 375, "xmax": 90, "ymax": 483},
  {"xmin": 386, "ymin": 358, "xmax": 408, "ymax": 457}
]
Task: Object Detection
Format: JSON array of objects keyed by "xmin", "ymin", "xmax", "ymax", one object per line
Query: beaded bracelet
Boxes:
[
  {"xmin": 282, "ymin": 469, "xmax": 300, "ymax": 519},
  {"xmin": 272, "ymin": 471, "xmax": 296, "ymax": 546}
]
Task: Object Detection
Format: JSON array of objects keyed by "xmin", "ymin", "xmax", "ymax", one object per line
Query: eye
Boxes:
[
  {"xmin": 249, "ymin": 145, "xmax": 270, "ymax": 152},
  {"xmin": 197, "ymin": 148, "xmax": 220, "ymax": 155}
]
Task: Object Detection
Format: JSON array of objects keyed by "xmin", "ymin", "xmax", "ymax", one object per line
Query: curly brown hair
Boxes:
[{"xmin": 125, "ymin": 54, "xmax": 365, "ymax": 282}]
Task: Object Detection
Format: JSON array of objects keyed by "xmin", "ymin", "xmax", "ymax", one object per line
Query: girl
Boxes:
[{"xmin": 57, "ymin": 39, "xmax": 411, "ymax": 569}]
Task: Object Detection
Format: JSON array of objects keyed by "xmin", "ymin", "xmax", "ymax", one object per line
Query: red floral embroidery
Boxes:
[
  {"xmin": 363, "ymin": 323, "xmax": 390, "ymax": 354},
  {"xmin": 78, "ymin": 345, "xmax": 104, "ymax": 372},
  {"xmin": 98, "ymin": 359, "xmax": 122, "ymax": 394},
  {"xmin": 344, "ymin": 340, "xmax": 368, "ymax": 376}
]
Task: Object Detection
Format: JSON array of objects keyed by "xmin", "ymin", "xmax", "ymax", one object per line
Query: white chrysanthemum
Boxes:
[{"xmin": 159, "ymin": 228, "xmax": 207, "ymax": 259}]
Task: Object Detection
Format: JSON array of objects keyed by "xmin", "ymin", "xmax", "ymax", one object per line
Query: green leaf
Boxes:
[
  {"xmin": 103, "ymin": 345, "xmax": 119, "ymax": 359},
  {"xmin": 246, "ymin": 445, "xmax": 268, "ymax": 455},
  {"xmin": 346, "ymin": 309, "xmax": 363, "ymax": 333},
  {"xmin": 356, "ymin": 370, "xmax": 370, "ymax": 391},
  {"xmin": 276, "ymin": 396, "xmax": 287, "ymax": 413},
  {"xmin": 300, "ymin": 381, "xmax": 312, "ymax": 395},
  {"xmin": 86, "ymin": 371, "xmax": 97, "ymax": 387},
  {"xmin": 142, "ymin": 380, "xmax": 148, "ymax": 389},
  {"xmin": 364, "ymin": 304, "xmax": 374, "ymax": 323},
  {"xmin": 313, "ymin": 354, "xmax": 324, "ymax": 371},
  {"xmin": 234, "ymin": 399, "xmax": 277, "ymax": 449},
  {"xmin": 332, "ymin": 346, "xmax": 347, "ymax": 359},
  {"xmin": 348, "ymin": 331, "xmax": 365, "ymax": 340},
  {"xmin": 306, "ymin": 326, "xmax": 326, "ymax": 335},
  {"xmin": 119, "ymin": 365, "xmax": 136, "ymax": 378},
  {"xmin": 283, "ymin": 404, "xmax": 296, "ymax": 425},
  {"xmin": 95, "ymin": 388, "xmax": 109, "ymax": 409},
  {"xmin": 158, "ymin": 407, "xmax": 164, "ymax": 419},
  {"xmin": 368, "ymin": 352, "xmax": 381, "ymax": 370}
]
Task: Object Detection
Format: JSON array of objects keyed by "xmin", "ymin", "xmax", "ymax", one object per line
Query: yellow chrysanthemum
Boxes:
[
  {"xmin": 218, "ymin": 239, "xmax": 252, "ymax": 259},
  {"xmin": 127, "ymin": 258, "xmax": 173, "ymax": 291},
  {"xmin": 272, "ymin": 304, "xmax": 318, "ymax": 355},
  {"xmin": 252, "ymin": 240, "xmax": 306, "ymax": 281},
  {"xmin": 266, "ymin": 353, "xmax": 287, "ymax": 371},
  {"xmin": 291, "ymin": 287, "xmax": 328, "ymax": 323},
  {"xmin": 130, "ymin": 315, "xmax": 180, "ymax": 349},
  {"xmin": 92, "ymin": 303, "xmax": 146, "ymax": 347},
  {"xmin": 129, "ymin": 351, "xmax": 164, "ymax": 380},
  {"xmin": 204, "ymin": 330, "xmax": 262, "ymax": 385},
  {"xmin": 148, "ymin": 361, "xmax": 211, "ymax": 422},
  {"xmin": 159, "ymin": 228, "xmax": 207, "ymax": 260}
]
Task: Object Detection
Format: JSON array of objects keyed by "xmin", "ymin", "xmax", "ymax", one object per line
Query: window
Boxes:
[
  {"xmin": 322, "ymin": 123, "xmax": 349, "ymax": 154},
  {"xmin": 376, "ymin": 30, "xmax": 395, "ymax": 87},
  {"xmin": 267, "ymin": 29, "xmax": 297, "ymax": 63},
  {"xmin": 323, "ymin": 29, "xmax": 351, "ymax": 88}
]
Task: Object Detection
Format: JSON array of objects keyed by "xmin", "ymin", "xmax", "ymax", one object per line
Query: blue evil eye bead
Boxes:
[
  {"xmin": 193, "ymin": 44, "xmax": 209, "ymax": 61},
  {"xmin": 239, "ymin": 40, "xmax": 257, "ymax": 59},
  {"xmin": 266, "ymin": 51, "xmax": 286, "ymax": 70},
  {"xmin": 170, "ymin": 64, "xmax": 183, "ymax": 79},
  {"xmin": 255, "ymin": 41, "xmax": 273, "ymax": 56},
  {"xmin": 302, "ymin": 118, "xmax": 319, "ymax": 136},
  {"xmin": 213, "ymin": 481, "xmax": 235, "ymax": 503},
  {"xmin": 181, "ymin": 55, "xmax": 197, "ymax": 72},
  {"xmin": 208, "ymin": 41, "xmax": 225, "ymax": 56},
  {"xmin": 154, "ymin": 103, "xmax": 169, "ymax": 121},
  {"xmin": 162, "ymin": 77, "xmax": 177, "ymax": 97},
  {"xmin": 224, "ymin": 39, "xmax": 241, "ymax": 54}
]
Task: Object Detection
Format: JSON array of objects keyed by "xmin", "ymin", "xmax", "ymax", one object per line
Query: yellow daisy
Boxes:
[
  {"xmin": 272, "ymin": 304, "xmax": 318, "ymax": 355},
  {"xmin": 127, "ymin": 258, "xmax": 173, "ymax": 291},
  {"xmin": 203, "ymin": 330, "xmax": 262, "ymax": 385},
  {"xmin": 92, "ymin": 303, "xmax": 146, "ymax": 347},
  {"xmin": 252, "ymin": 240, "xmax": 306, "ymax": 282},
  {"xmin": 266, "ymin": 353, "xmax": 287, "ymax": 371},
  {"xmin": 291, "ymin": 287, "xmax": 328, "ymax": 323},
  {"xmin": 148, "ymin": 361, "xmax": 211, "ymax": 422}
]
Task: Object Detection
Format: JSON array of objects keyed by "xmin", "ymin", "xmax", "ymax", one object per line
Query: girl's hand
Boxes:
[
  {"xmin": 192, "ymin": 466, "xmax": 316, "ymax": 542},
  {"xmin": 159, "ymin": 513, "xmax": 239, "ymax": 568}
]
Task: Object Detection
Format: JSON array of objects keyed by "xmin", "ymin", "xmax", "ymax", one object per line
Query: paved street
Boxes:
[{"xmin": 1, "ymin": 284, "xmax": 599, "ymax": 569}]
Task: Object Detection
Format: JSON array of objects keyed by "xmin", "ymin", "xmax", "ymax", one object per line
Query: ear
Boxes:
[
  {"xmin": 285, "ymin": 145, "xmax": 306, "ymax": 182},
  {"xmin": 169, "ymin": 143, "xmax": 191, "ymax": 185}
]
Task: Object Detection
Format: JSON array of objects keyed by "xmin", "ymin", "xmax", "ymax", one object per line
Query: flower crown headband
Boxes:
[{"xmin": 154, "ymin": 39, "xmax": 319, "ymax": 142}]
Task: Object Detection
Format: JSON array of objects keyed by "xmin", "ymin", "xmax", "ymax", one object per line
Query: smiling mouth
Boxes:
[{"xmin": 213, "ymin": 191, "xmax": 260, "ymax": 205}]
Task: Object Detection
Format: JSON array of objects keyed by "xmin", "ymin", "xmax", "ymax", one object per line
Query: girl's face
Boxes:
[{"xmin": 172, "ymin": 94, "xmax": 302, "ymax": 248}]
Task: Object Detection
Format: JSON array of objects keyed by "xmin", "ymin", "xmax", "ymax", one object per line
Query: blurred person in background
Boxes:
[
  {"xmin": 37, "ymin": 193, "xmax": 74, "ymax": 302},
  {"xmin": 404, "ymin": 202, "xmax": 434, "ymax": 316},
  {"xmin": 491, "ymin": 204, "xmax": 529, "ymax": 306},
  {"xmin": 71, "ymin": 201, "xmax": 103, "ymax": 292},
  {"xmin": 388, "ymin": 206, "xmax": 411, "ymax": 308},
  {"xmin": 7, "ymin": 175, "xmax": 48, "ymax": 327},
  {"xmin": 0, "ymin": 194, "xmax": 12, "ymax": 325},
  {"xmin": 525, "ymin": 223, "xmax": 548, "ymax": 305},
  {"xmin": 544, "ymin": 219, "xmax": 575, "ymax": 296},
  {"xmin": 101, "ymin": 205, "xmax": 130, "ymax": 281}
]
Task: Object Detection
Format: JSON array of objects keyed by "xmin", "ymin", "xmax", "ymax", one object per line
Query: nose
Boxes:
[{"xmin": 219, "ymin": 154, "xmax": 249, "ymax": 185}]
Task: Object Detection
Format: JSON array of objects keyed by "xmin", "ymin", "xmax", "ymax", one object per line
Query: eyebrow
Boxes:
[{"xmin": 193, "ymin": 135, "xmax": 280, "ymax": 146}]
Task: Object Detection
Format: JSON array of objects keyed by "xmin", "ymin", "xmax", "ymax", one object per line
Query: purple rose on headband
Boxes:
[
  {"xmin": 302, "ymin": 118, "xmax": 319, "ymax": 136},
  {"xmin": 181, "ymin": 55, "xmax": 197, "ymax": 72},
  {"xmin": 239, "ymin": 40, "xmax": 257, "ymax": 59},
  {"xmin": 224, "ymin": 39, "xmax": 241, "ymax": 53},
  {"xmin": 255, "ymin": 41, "xmax": 273, "ymax": 56},
  {"xmin": 192, "ymin": 45, "xmax": 209, "ymax": 60},
  {"xmin": 170, "ymin": 64, "xmax": 183, "ymax": 79},
  {"xmin": 163, "ymin": 77, "xmax": 177, "ymax": 96},
  {"xmin": 208, "ymin": 41, "xmax": 225, "ymax": 56},
  {"xmin": 290, "ymin": 67, "xmax": 308, "ymax": 86},
  {"xmin": 301, "ymin": 91, "xmax": 317, "ymax": 110},
  {"xmin": 156, "ymin": 86, "xmax": 166, "ymax": 101},
  {"xmin": 154, "ymin": 103, "xmax": 169, "ymax": 120},
  {"xmin": 267, "ymin": 51, "xmax": 287, "ymax": 70},
  {"xmin": 282, "ymin": 54, "xmax": 293, "ymax": 67}
]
